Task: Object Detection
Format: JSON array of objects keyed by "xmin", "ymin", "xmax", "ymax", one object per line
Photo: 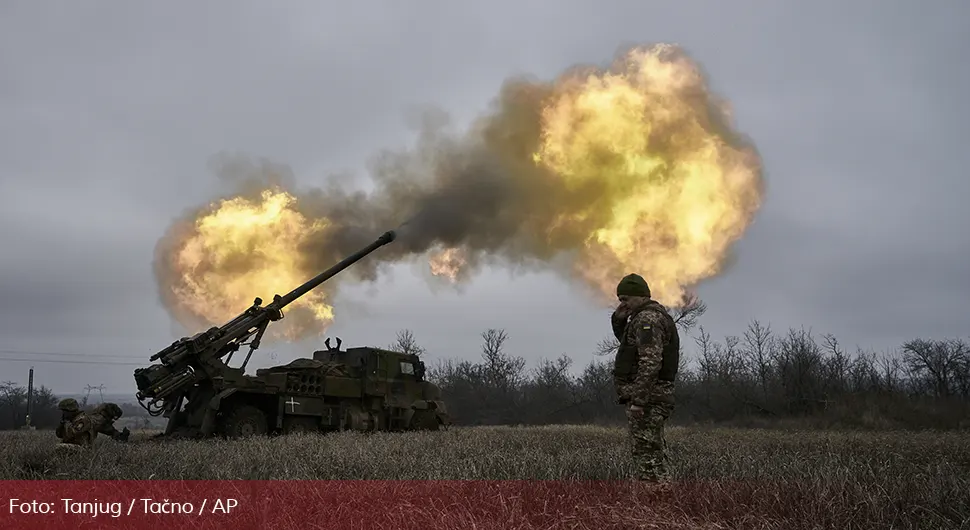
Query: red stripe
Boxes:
[{"xmin": 1, "ymin": 480, "xmax": 687, "ymax": 529}]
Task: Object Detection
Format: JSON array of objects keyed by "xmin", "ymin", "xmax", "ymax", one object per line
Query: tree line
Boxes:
[
  {"xmin": 392, "ymin": 296, "xmax": 970, "ymax": 430},
  {"xmin": 3, "ymin": 295, "xmax": 966, "ymax": 432},
  {"xmin": 0, "ymin": 382, "xmax": 155, "ymax": 431},
  {"xmin": 0, "ymin": 380, "xmax": 60, "ymax": 430}
]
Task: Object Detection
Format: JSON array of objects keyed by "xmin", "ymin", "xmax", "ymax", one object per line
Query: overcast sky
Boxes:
[{"xmin": 1, "ymin": 1, "xmax": 967, "ymax": 395}]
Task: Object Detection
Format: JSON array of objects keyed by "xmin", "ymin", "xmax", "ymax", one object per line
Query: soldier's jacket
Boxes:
[
  {"xmin": 613, "ymin": 299, "xmax": 680, "ymax": 407},
  {"xmin": 57, "ymin": 412, "xmax": 96, "ymax": 445}
]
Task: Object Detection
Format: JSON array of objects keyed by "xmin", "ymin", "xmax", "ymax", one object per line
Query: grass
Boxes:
[{"xmin": 1, "ymin": 425, "xmax": 968, "ymax": 529}]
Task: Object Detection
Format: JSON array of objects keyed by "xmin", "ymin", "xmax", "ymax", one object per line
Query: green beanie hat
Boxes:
[{"xmin": 616, "ymin": 273, "xmax": 650, "ymax": 298}]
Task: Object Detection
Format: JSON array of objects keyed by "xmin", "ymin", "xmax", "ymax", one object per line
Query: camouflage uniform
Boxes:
[
  {"xmin": 55, "ymin": 399, "xmax": 129, "ymax": 446},
  {"xmin": 611, "ymin": 274, "xmax": 680, "ymax": 483}
]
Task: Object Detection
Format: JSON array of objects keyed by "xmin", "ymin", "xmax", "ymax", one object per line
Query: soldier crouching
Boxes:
[
  {"xmin": 611, "ymin": 273, "xmax": 680, "ymax": 483},
  {"xmin": 56, "ymin": 398, "xmax": 130, "ymax": 446}
]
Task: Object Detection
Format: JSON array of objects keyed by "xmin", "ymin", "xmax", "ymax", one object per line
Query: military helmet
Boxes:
[{"xmin": 58, "ymin": 398, "xmax": 80, "ymax": 412}]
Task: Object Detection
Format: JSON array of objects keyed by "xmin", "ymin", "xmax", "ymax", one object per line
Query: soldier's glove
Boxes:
[
  {"xmin": 115, "ymin": 427, "xmax": 130, "ymax": 442},
  {"xmin": 616, "ymin": 395, "xmax": 631, "ymax": 405}
]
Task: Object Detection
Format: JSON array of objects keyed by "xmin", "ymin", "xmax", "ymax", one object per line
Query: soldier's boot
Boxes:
[{"xmin": 632, "ymin": 465, "xmax": 672, "ymax": 495}]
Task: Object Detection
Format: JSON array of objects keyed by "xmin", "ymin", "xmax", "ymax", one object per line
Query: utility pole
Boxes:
[{"xmin": 25, "ymin": 367, "xmax": 34, "ymax": 430}]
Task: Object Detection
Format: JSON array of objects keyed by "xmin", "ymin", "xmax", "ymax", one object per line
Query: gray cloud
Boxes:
[{"xmin": 1, "ymin": 1, "xmax": 967, "ymax": 394}]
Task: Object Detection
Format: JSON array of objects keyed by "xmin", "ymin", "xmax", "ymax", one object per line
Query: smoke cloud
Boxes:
[{"xmin": 153, "ymin": 44, "xmax": 765, "ymax": 339}]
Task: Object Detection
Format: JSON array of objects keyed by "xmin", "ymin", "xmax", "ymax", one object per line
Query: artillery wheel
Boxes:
[
  {"xmin": 408, "ymin": 410, "xmax": 441, "ymax": 431},
  {"xmin": 221, "ymin": 405, "xmax": 268, "ymax": 439},
  {"xmin": 283, "ymin": 416, "xmax": 319, "ymax": 435}
]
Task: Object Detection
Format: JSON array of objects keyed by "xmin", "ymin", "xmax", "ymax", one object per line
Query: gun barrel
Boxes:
[{"xmin": 274, "ymin": 230, "xmax": 396, "ymax": 309}]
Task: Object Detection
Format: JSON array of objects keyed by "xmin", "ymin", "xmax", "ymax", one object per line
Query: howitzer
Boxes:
[{"xmin": 133, "ymin": 230, "xmax": 397, "ymax": 434}]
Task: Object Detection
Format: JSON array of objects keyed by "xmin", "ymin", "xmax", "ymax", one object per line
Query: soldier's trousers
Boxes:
[{"xmin": 626, "ymin": 403, "xmax": 672, "ymax": 482}]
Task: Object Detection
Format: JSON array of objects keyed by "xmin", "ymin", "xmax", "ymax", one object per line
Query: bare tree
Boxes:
[
  {"xmin": 722, "ymin": 335, "xmax": 744, "ymax": 383},
  {"xmin": 594, "ymin": 335, "xmax": 620, "ymax": 357},
  {"xmin": 480, "ymin": 328, "xmax": 526, "ymax": 391},
  {"xmin": 533, "ymin": 354, "xmax": 573, "ymax": 387},
  {"xmin": 528, "ymin": 354, "xmax": 582, "ymax": 420},
  {"xmin": 694, "ymin": 326, "xmax": 716, "ymax": 410},
  {"xmin": 577, "ymin": 360, "xmax": 615, "ymax": 412},
  {"xmin": 877, "ymin": 351, "xmax": 903, "ymax": 394},
  {"xmin": 0, "ymin": 382, "xmax": 25, "ymax": 428},
  {"xmin": 669, "ymin": 292, "xmax": 707, "ymax": 332},
  {"xmin": 777, "ymin": 328, "xmax": 825, "ymax": 414},
  {"xmin": 822, "ymin": 333, "xmax": 848, "ymax": 394},
  {"xmin": 842, "ymin": 348, "xmax": 877, "ymax": 393},
  {"xmin": 902, "ymin": 338, "xmax": 968, "ymax": 398},
  {"xmin": 482, "ymin": 328, "xmax": 508, "ymax": 360},
  {"xmin": 742, "ymin": 319, "xmax": 775, "ymax": 405},
  {"xmin": 388, "ymin": 328, "xmax": 426, "ymax": 357}
]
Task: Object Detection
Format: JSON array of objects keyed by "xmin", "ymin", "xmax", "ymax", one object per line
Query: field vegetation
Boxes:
[
  {"xmin": 2, "ymin": 299, "xmax": 968, "ymax": 527},
  {"xmin": 2, "ymin": 424, "xmax": 968, "ymax": 529}
]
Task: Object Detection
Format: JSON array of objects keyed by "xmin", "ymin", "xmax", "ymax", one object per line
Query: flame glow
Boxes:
[
  {"xmin": 162, "ymin": 189, "xmax": 334, "ymax": 338},
  {"xmin": 532, "ymin": 45, "xmax": 762, "ymax": 304},
  {"xmin": 154, "ymin": 44, "xmax": 764, "ymax": 339},
  {"xmin": 428, "ymin": 247, "xmax": 467, "ymax": 283}
]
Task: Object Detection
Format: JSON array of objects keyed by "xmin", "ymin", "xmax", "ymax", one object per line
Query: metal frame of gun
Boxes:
[{"xmin": 134, "ymin": 230, "xmax": 398, "ymax": 417}]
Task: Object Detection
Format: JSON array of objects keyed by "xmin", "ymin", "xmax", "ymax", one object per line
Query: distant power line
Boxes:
[
  {"xmin": 0, "ymin": 347, "xmax": 286, "ymax": 367},
  {"xmin": 0, "ymin": 349, "xmax": 145, "ymax": 359},
  {"xmin": 0, "ymin": 357, "xmax": 145, "ymax": 366},
  {"xmin": 0, "ymin": 349, "xmax": 146, "ymax": 366}
]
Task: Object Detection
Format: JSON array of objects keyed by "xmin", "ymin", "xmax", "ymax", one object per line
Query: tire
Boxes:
[
  {"xmin": 283, "ymin": 416, "xmax": 319, "ymax": 435},
  {"xmin": 221, "ymin": 405, "xmax": 268, "ymax": 439}
]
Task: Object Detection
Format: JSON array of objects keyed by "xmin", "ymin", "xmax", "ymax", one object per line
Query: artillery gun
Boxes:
[{"xmin": 134, "ymin": 230, "xmax": 450, "ymax": 438}]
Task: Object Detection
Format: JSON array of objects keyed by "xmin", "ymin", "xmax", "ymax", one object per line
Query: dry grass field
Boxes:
[{"xmin": 2, "ymin": 425, "xmax": 968, "ymax": 529}]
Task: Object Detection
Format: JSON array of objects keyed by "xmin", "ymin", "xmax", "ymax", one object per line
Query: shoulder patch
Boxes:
[
  {"xmin": 637, "ymin": 323, "xmax": 655, "ymax": 345},
  {"xmin": 632, "ymin": 308, "xmax": 668, "ymax": 346}
]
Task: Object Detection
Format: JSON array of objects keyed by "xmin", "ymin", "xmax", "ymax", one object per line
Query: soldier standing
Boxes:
[
  {"xmin": 611, "ymin": 273, "xmax": 680, "ymax": 483},
  {"xmin": 55, "ymin": 399, "xmax": 130, "ymax": 445}
]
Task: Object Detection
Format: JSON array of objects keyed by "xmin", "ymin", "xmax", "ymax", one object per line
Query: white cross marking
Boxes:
[{"xmin": 286, "ymin": 397, "xmax": 300, "ymax": 412}]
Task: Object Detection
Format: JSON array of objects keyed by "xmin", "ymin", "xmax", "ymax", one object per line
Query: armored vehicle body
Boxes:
[
  {"xmin": 133, "ymin": 229, "xmax": 449, "ymax": 439},
  {"xmin": 200, "ymin": 340, "xmax": 449, "ymax": 437}
]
